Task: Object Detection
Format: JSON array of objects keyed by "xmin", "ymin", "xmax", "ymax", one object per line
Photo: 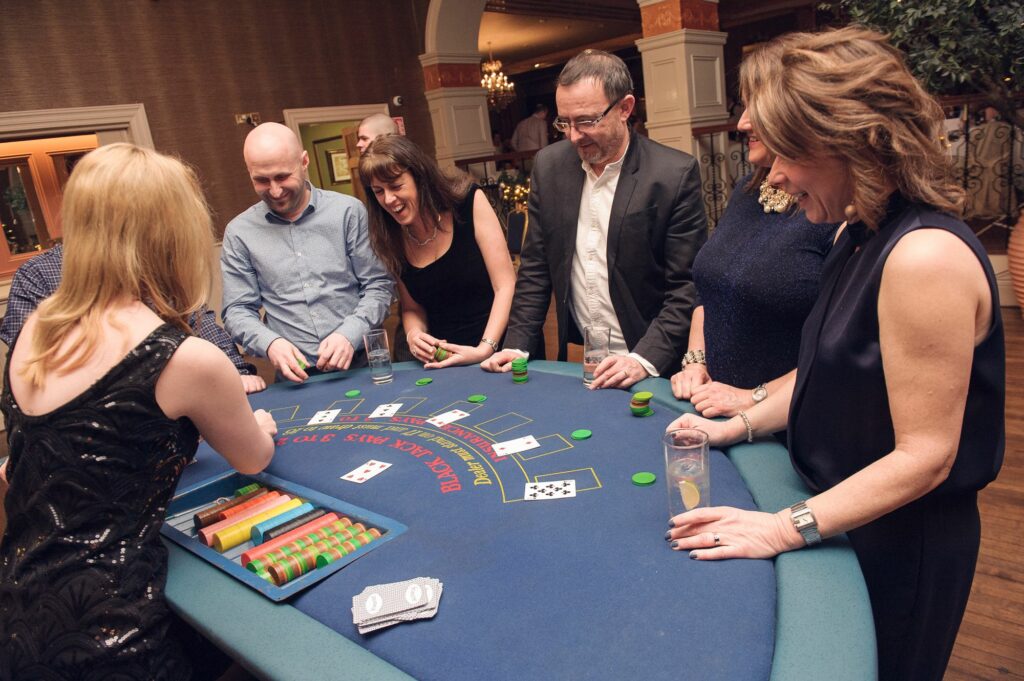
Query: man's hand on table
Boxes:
[
  {"xmin": 241, "ymin": 374, "xmax": 267, "ymax": 394},
  {"xmin": 267, "ymin": 338, "xmax": 310, "ymax": 383},
  {"xmin": 317, "ymin": 333, "xmax": 355, "ymax": 371},
  {"xmin": 587, "ymin": 355, "xmax": 646, "ymax": 390}
]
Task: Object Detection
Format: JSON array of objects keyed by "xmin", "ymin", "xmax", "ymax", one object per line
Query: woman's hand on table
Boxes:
[
  {"xmin": 690, "ymin": 381, "xmax": 753, "ymax": 418},
  {"xmin": 671, "ymin": 363, "xmax": 711, "ymax": 399},
  {"xmin": 424, "ymin": 342, "xmax": 494, "ymax": 369},
  {"xmin": 666, "ymin": 506, "xmax": 802, "ymax": 560},
  {"xmin": 253, "ymin": 409, "xmax": 278, "ymax": 438},
  {"xmin": 666, "ymin": 412, "xmax": 742, "ymax": 447},
  {"xmin": 407, "ymin": 330, "xmax": 444, "ymax": 364}
]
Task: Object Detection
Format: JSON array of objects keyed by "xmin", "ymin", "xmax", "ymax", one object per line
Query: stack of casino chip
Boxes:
[
  {"xmin": 433, "ymin": 345, "xmax": 449, "ymax": 362},
  {"xmin": 239, "ymin": 511, "xmax": 386, "ymax": 586},
  {"xmin": 630, "ymin": 391, "xmax": 654, "ymax": 417},
  {"xmin": 511, "ymin": 357, "xmax": 529, "ymax": 383}
]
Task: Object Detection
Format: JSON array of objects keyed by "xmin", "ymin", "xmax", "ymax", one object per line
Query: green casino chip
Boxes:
[
  {"xmin": 467, "ymin": 394, "xmax": 487, "ymax": 403},
  {"xmin": 631, "ymin": 471, "xmax": 657, "ymax": 486},
  {"xmin": 345, "ymin": 389, "xmax": 361, "ymax": 398},
  {"xmin": 415, "ymin": 378, "xmax": 433, "ymax": 386},
  {"xmin": 571, "ymin": 429, "xmax": 592, "ymax": 440}
]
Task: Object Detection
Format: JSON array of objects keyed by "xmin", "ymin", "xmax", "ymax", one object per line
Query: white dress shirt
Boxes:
[{"xmin": 569, "ymin": 144, "xmax": 657, "ymax": 377}]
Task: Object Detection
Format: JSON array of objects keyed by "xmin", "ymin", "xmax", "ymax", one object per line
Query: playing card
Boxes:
[
  {"xmin": 492, "ymin": 435, "xmax": 541, "ymax": 456},
  {"xmin": 307, "ymin": 409, "xmax": 341, "ymax": 425},
  {"xmin": 341, "ymin": 459, "xmax": 392, "ymax": 483},
  {"xmin": 426, "ymin": 409, "xmax": 470, "ymax": 427},
  {"xmin": 369, "ymin": 403, "xmax": 402, "ymax": 418},
  {"xmin": 524, "ymin": 480, "xmax": 576, "ymax": 501}
]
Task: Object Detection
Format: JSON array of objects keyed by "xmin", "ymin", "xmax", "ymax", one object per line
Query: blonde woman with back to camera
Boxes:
[
  {"xmin": 0, "ymin": 144, "xmax": 278, "ymax": 680},
  {"xmin": 665, "ymin": 27, "xmax": 1004, "ymax": 681}
]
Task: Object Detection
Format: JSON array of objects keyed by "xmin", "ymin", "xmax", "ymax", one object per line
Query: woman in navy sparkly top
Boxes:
[{"xmin": 670, "ymin": 106, "xmax": 838, "ymax": 419}]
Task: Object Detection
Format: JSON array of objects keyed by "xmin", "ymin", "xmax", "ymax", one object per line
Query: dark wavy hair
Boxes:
[{"xmin": 358, "ymin": 135, "xmax": 471, "ymax": 277}]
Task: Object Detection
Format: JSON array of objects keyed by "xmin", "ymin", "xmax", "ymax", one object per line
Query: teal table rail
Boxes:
[{"xmin": 165, "ymin": 360, "xmax": 875, "ymax": 680}]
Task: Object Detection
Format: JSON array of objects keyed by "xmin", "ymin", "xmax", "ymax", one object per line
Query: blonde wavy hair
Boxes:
[
  {"xmin": 23, "ymin": 143, "xmax": 214, "ymax": 386},
  {"xmin": 740, "ymin": 26, "xmax": 963, "ymax": 229}
]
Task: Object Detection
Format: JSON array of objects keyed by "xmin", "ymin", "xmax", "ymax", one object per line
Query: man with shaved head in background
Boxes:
[
  {"xmin": 221, "ymin": 122, "xmax": 394, "ymax": 382},
  {"xmin": 356, "ymin": 113, "xmax": 399, "ymax": 155}
]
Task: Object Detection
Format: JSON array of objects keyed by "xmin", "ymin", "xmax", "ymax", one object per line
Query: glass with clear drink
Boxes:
[
  {"xmin": 663, "ymin": 428, "xmax": 710, "ymax": 521},
  {"xmin": 363, "ymin": 329, "xmax": 393, "ymax": 384},
  {"xmin": 583, "ymin": 326, "xmax": 611, "ymax": 386}
]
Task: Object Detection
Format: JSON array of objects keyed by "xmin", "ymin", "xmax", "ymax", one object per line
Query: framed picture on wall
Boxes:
[{"xmin": 326, "ymin": 149, "xmax": 350, "ymax": 183}]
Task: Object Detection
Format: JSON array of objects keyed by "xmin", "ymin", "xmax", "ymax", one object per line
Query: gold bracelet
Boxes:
[{"xmin": 737, "ymin": 410, "xmax": 754, "ymax": 443}]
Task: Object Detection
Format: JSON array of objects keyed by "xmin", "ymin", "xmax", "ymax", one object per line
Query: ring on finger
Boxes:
[{"xmin": 713, "ymin": 533, "xmax": 721, "ymax": 545}]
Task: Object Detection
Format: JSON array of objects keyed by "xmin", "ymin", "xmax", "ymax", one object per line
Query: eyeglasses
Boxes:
[{"xmin": 552, "ymin": 97, "xmax": 623, "ymax": 133}]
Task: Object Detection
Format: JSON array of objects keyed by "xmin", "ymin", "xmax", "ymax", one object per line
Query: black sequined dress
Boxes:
[{"xmin": 0, "ymin": 323, "xmax": 200, "ymax": 680}]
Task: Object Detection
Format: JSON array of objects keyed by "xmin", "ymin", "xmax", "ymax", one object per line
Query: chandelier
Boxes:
[{"xmin": 481, "ymin": 44, "xmax": 515, "ymax": 112}]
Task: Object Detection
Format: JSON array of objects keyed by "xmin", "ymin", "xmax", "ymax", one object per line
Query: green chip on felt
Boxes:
[
  {"xmin": 467, "ymin": 394, "xmax": 487, "ymax": 403},
  {"xmin": 631, "ymin": 472, "xmax": 657, "ymax": 486},
  {"xmin": 345, "ymin": 389, "xmax": 361, "ymax": 398},
  {"xmin": 415, "ymin": 378, "xmax": 433, "ymax": 386},
  {"xmin": 571, "ymin": 429, "xmax": 592, "ymax": 440}
]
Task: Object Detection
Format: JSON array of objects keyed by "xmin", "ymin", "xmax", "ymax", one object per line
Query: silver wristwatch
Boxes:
[
  {"xmin": 752, "ymin": 384, "xmax": 768, "ymax": 403},
  {"xmin": 790, "ymin": 501, "xmax": 822, "ymax": 546}
]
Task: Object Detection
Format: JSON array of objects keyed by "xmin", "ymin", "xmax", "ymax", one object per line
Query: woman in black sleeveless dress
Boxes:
[
  {"xmin": 360, "ymin": 135, "xmax": 515, "ymax": 367},
  {"xmin": 666, "ymin": 28, "xmax": 1003, "ymax": 681},
  {"xmin": 0, "ymin": 144, "xmax": 278, "ymax": 680}
]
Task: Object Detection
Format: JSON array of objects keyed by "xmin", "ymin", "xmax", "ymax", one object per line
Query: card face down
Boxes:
[{"xmin": 352, "ymin": 577, "xmax": 444, "ymax": 634}]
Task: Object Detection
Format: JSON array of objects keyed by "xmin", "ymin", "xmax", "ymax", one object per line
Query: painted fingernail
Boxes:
[
  {"xmin": 667, "ymin": 520, "xmax": 675, "ymax": 528},
  {"xmin": 664, "ymin": 531, "xmax": 672, "ymax": 540},
  {"xmin": 689, "ymin": 551, "xmax": 698, "ymax": 560},
  {"xmin": 670, "ymin": 541, "xmax": 678, "ymax": 549}
]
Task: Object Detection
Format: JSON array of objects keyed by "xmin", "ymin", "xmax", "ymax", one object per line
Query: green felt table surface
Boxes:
[{"xmin": 164, "ymin": 360, "xmax": 876, "ymax": 680}]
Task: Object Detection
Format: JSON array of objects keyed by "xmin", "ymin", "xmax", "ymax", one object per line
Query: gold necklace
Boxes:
[
  {"xmin": 758, "ymin": 179, "xmax": 795, "ymax": 214},
  {"xmin": 404, "ymin": 223, "xmax": 438, "ymax": 247}
]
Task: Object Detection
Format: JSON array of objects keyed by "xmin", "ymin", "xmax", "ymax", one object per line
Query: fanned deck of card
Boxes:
[{"xmin": 352, "ymin": 577, "xmax": 444, "ymax": 634}]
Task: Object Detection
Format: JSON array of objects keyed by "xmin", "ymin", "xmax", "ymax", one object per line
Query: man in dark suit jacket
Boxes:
[{"xmin": 483, "ymin": 49, "xmax": 706, "ymax": 389}]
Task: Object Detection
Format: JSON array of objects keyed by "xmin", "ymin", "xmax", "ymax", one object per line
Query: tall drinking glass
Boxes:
[
  {"xmin": 583, "ymin": 326, "xmax": 611, "ymax": 386},
  {"xmin": 363, "ymin": 329, "xmax": 394, "ymax": 384},
  {"xmin": 663, "ymin": 428, "xmax": 710, "ymax": 521}
]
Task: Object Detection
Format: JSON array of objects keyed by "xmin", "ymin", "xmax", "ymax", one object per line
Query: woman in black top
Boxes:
[
  {"xmin": 666, "ymin": 28, "xmax": 1004, "ymax": 681},
  {"xmin": 360, "ymin": 135, "xmax": 515, "ymax": 367},
  {"xmin": 0, "ymin": 143, "xmax": 277, "ymax": 680}
]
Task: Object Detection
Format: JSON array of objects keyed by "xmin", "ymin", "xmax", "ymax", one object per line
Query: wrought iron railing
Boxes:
[
  {"xmin": 690, "ymin": 97, "xmax": 1023, "ymax": 235},
  {"xmin": 455, "ymin": 150, "xmax": 537, "ymax": 228},
  {"xmin": 690, "ymin": 122, "xmax": 749, "ymax": 233},
  {"xmin": 939, "ymin": 94, "xmax": 1023, "ymax": 236}
]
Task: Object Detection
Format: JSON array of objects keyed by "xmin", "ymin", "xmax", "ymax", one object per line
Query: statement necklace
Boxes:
[{"xmin": 758, "ymin": 179, "xmax": 795, "ymax": 214}]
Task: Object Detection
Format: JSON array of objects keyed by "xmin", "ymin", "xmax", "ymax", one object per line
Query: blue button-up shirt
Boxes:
[{"xmin": 220, "ymin": 185, "xmax": 394, "ymax": 359}]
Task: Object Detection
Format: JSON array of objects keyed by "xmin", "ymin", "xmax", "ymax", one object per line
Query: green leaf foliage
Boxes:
[{"xmin": 822, "ymin": 0, "xmax": 1023, "ymax": 125}]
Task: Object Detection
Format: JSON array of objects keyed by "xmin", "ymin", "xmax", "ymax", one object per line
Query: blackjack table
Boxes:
[{"xmin": 166, "ymin": 361, "xmax": 877, "ymax": 680}]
